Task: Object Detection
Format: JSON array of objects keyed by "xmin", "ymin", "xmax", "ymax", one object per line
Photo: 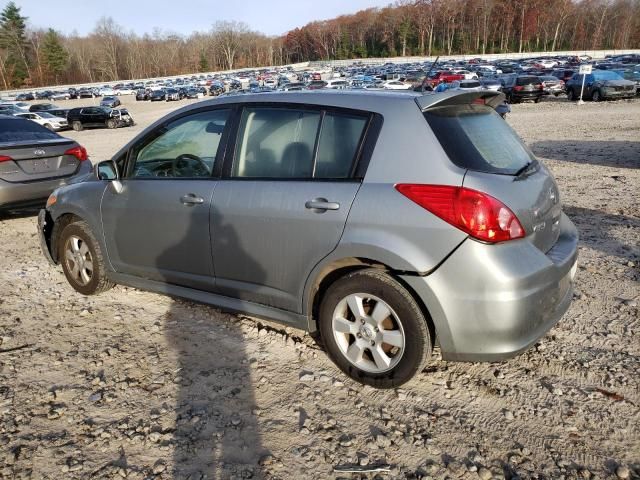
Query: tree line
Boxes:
[{"xmin": 1, "ymin": 0, "xmax": 639, "ymax": 89}]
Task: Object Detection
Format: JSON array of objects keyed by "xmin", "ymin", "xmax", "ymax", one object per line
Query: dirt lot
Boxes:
[{"xmin": 0, "ymin": 94, "xmax": 639, "ymax": 480}]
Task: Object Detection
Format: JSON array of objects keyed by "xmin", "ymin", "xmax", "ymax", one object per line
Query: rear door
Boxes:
[
  {"xmin": 211, "ymin": 105, "xmax": 372, "ymax": 312},
  {"xmin": 0, "ymin": 118, "xmax": 79, "ymax": 182}
]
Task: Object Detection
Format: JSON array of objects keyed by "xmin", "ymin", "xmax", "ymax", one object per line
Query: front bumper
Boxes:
[
  {"xmin": 0, "ymin": 160, "xmax": 92, "ymax": 210},
  {"xmin": 402, "ymin": 212, "xmax": 578, "ymax": 362}
]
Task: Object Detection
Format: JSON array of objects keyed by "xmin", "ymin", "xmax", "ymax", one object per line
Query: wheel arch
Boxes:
[
  {"xmin": 48, "ymin": 212, "xmax": 83, "ymax": 264},
  {"xmin": 305, "ymin": 257, "xmax": 437, "ymax": 347}
]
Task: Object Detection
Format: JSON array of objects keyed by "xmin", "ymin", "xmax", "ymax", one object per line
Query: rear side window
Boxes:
[
  {"xmin": 315, "ymin": 113, "xmax": 367, "ymax": 178},
  {"xmin": 0, "ymin": 118, "xmax": 60, "ymax": 142},
  {"xmin": 232, "ymin": 107, "xmax": 369, "ymax": 179},
  {"xmin": 424, "ymin": 105, "xmax": 535, "ymax": 175},
  {"xmin": 234, "ymin": 108, "xmax": 320, "ymax": 178}
]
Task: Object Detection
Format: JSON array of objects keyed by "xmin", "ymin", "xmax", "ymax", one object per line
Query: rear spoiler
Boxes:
[{"xmin": 415, "ymin": 90, "xmax": 506, "ymax": 111}]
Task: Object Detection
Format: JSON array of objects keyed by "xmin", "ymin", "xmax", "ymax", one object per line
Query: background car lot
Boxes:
[{"xmin": 0, "ymin": 93, "xmax": 638, "ymax": 478}]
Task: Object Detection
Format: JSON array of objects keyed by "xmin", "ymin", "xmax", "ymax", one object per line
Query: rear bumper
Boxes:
[
  {"xmin": 0, "ymin": 160, "xmax": 92, "ymax": 210},
  {"xmin": 402, "ymin": 212, "xmax": 578, "ymax": 362}
]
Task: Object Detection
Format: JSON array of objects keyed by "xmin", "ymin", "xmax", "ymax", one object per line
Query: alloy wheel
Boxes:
[
  {"xmin": 64, "ymin": 235, "xmax": 93, "ymax": 286},
  {"xmin": 331, "ymin": 293, "xmax": 405, "ymax": 373}
]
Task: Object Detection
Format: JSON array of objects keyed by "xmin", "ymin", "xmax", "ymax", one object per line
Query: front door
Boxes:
[
  {"xmin": 101, "ymin": 108, "xmax": 231, "ymax": 291},
  {"xmin": 212, "ymin": 106, "xmax": 371, "ymax": 312}
]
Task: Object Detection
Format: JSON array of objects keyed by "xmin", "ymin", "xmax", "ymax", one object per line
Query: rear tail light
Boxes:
[
  {"xmin": 64, "ymin": 145, "xmax": 88, "ymax": 162},
  {"xmin": 514, "ymin": 85, "xmax": 523, "ymax": 91},
  {"xmin": 0, "ymin": 155, "xmax": 13, "ymax": 163},
  {"xmin": 395, "ymin": 184, "xmax": 525, "ymax": 243}
]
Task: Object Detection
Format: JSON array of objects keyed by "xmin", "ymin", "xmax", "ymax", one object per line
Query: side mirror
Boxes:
[
  {"xmin": 96, "ymin": 159, "xmax": 119, "ymax": 180},
  {"xmin": 96, "ymin": 160, "xmax": 123, "ymax": 194}
]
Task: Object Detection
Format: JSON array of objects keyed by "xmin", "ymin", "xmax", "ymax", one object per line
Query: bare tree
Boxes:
[{"xmin": 212, "ymin": 20, "xmax": 248, "ymax": 71}]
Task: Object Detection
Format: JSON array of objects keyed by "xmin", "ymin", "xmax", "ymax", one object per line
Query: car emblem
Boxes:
[{"xmin": 34, "ymin": 149, "xmax": 46, "ymax": 156}]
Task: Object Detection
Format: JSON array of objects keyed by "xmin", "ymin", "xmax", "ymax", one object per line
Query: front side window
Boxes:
[{"xmin": 131, "ymin": 109, "xmax": 229, "ymax": 178}]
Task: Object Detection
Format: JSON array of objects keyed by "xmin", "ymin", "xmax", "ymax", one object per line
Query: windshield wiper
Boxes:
[{"xmin": 513, "ymin": 159, "xmax": 538, "ymax": 180}]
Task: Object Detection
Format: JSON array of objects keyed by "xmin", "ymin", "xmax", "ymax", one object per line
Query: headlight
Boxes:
[{"xmin": 46, "ymin": 194, "xmax": 57, "ymax": 208}]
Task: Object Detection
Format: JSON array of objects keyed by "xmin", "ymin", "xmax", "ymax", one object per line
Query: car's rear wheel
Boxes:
[
  {"xmin": 59, "ymin": 221, "xmax": 114, "ymax": 296},
  {"xmin": 592, "ymin": 89, "xmax": 602, "ymax": 102},
  {"xmin": 72, "ymin": 121, "xmax": 83, "ymax": 131},
  {"xmin": 319, "ymin": 269, "xmax": 431, "ymax": 388},
  {"xmin": 567, "ymin": 88, "xmax": 576, "ymax": 101}
]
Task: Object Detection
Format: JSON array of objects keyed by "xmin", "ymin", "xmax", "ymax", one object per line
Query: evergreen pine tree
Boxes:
[
  {"xmin": 42, "ymin": 28, "xmax": 68, "ymax": 81},
  {"xmin": 0, "ymin": 1, "xmax": 30, "ymax": 86}
]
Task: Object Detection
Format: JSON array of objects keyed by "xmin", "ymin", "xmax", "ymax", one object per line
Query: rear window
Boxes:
[
  {"xmin": 0, "ymin": 118, "xmax": 61, "ymax": 142},
  {"xmin": 424, "ymin": 105, "xmax": 535, "ymax": 175},
  {"xmin": 517, "ymin": 77, "xmax": 541, "ymax": 85}
]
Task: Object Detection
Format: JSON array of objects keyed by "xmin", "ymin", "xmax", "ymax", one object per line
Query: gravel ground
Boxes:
[{"xmin": 0, "ymin": 94, "xmax": 638, "ymax": 480}]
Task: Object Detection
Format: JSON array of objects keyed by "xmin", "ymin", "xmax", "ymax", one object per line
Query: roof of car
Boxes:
[{"xmin": 192, "ymin": 89, "xmax": 422, "ymax": 113}]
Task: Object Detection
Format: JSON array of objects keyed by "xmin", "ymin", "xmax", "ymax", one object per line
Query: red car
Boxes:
[{"xmin": 425, "ymin": 71, "xmax": 465, "ymax": 88}]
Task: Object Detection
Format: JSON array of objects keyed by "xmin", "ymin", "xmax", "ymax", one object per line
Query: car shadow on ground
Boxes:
[
  {"xmin": 155, "ymin": 206, "xmax": 269, "ymax": 479},
  {"xmin": 531, "ymin": 140, "xmax": 640, "ymax": 169},
  {"xmin": 0, "ymin": 205, "xmax": 41, "ymax": 221},
  {"xmin": 564, "ymin": 205, "xmax": 640, "ymax": 264}
]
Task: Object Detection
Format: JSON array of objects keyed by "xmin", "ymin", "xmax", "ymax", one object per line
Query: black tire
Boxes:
[
  {"xmin": 72, "ymin": 121, "xmax": 83, "ymax": 131},
  {"xmin": 106, "ymin": 119, "xmax": 117, "ymax": 129},
  {"xmin": 567, "ymin": 88, "xmax": 576, "ymax": 101},
  {"xmin": 58, "ymin": 221, "xmax": 114, "ymax": 296},
  {"xmin": 319, "ymin": 268, "xmax": 432, "ymax": 388},
  {"xmin": 534, "ymin": 96, "xmax": 541, "ymax": 103},
  {"xmin": 592, "ymin": 89, "xmax": 602, "ymax": 102}
]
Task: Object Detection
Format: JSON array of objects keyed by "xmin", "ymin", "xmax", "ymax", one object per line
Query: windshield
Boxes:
[
  {"xmin": 424, "ymin": 105, "xmax": 536, "ymax": 175},
  {"xmin": 39, "ymin": 112, "xmax": 57, "ymax": 118},
  {"xmin": 593, "ymin": 70, "xmax": 624, "ymax": 81}
]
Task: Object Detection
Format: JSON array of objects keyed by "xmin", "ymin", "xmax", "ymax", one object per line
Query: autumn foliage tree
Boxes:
[{"xmin": 0, "ymin": 0, "xmax": 638, "ymax": 88}]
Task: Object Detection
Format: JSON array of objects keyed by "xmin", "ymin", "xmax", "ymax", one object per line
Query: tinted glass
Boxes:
[
  {"xmin": 315, "ymin": 113, "xmax": 367, "ymax": 178},
  {"xmin": 424, "ymin": 105, "xmax": 535, "ymax": 175},
  {"xmin": 233, "ymin": 108, "xmax": 320, "ymax": 178},
  {"xmin": 132, "ymin": 109, "xmax": 229, "ymax": 178},
  {"xmin": 517, "ymin": 77, "xmax": 541, "ymax": 85},
  {"xmin": 0, "ymin": 118, "xmax": 60, "ymax": 142},
  {"xmin": 593, "ymin": 70, "xmax": 623, "ymax": 81}
]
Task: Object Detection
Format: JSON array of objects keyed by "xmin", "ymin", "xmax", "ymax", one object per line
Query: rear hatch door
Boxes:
[{"xmin": 419, "ymin": 92, "xmax": 561, "ymax": 252}]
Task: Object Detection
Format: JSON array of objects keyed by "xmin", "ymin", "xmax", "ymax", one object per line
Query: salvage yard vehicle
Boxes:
[
  {"xmin": 501, "ymin": 75, "xmax": 544, "ymax": 103},
  {"xmin": 100, "ymin": 96, "xmax": 121, "ymax": 108},
  {"xmin": 565, "ymin": 70, "xmax": 637, "ymax": 101},
  {"xmin": 38, "ymin": 90, "xmax": 578, "ymax": 388},
  {"xmin": 0, "ymin": 114, "xmax": 91, "ymax": 211},
  {"xmin": 15, "ymin": 111, "xmax": 68, "ymax": 131},
  {"xmin": 67, "ymin": 106, "xmax": 134, "ymax": 131}
]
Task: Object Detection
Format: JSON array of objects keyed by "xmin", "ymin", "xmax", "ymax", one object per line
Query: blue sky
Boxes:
[{"xmin": 13, "ymin": 0, "xmax": 392, "ymax": 36}]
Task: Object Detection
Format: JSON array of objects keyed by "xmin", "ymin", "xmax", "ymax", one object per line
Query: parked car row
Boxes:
[{"xmin": 0, "ymin": 101, "xmax": 135, "ymax": 131}]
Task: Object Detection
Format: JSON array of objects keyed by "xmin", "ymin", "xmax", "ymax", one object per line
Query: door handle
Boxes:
[
  {"xmin": 180, "ymin": 194, "xmax": 204, "ymax": 205},
  {"xmin": 305, "ymin": 198, "xmax": 340, "ymax": 212}
]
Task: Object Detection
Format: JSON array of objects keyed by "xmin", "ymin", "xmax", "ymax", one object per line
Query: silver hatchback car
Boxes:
[{"xmin": 38, "ymin": 90, "xmax": 578, "ymax": 388}]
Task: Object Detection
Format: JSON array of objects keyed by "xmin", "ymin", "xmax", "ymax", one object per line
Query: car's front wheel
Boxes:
[
  {"xmin": 106, "ymin": 119, "xmax": 117, "ymax": 129},
  {"xmin": 319, "ymin": 269, "xmax": 432, "ymax": 388},
  {"xmin": 567, "ymin": 88, "xmax": 576, "ymax": 101},
  {"xmin": 72, "ymin": 121, "xmax": 83, "ymax": 131},
  {"xmin": 59, "ymin": 220, "xmax": 114, "ymax": 296}
]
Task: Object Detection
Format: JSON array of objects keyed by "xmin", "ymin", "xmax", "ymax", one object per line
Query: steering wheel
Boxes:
[{"xmin": 172, "ymin": 154, "xmax": 210, "ymax": 177}]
